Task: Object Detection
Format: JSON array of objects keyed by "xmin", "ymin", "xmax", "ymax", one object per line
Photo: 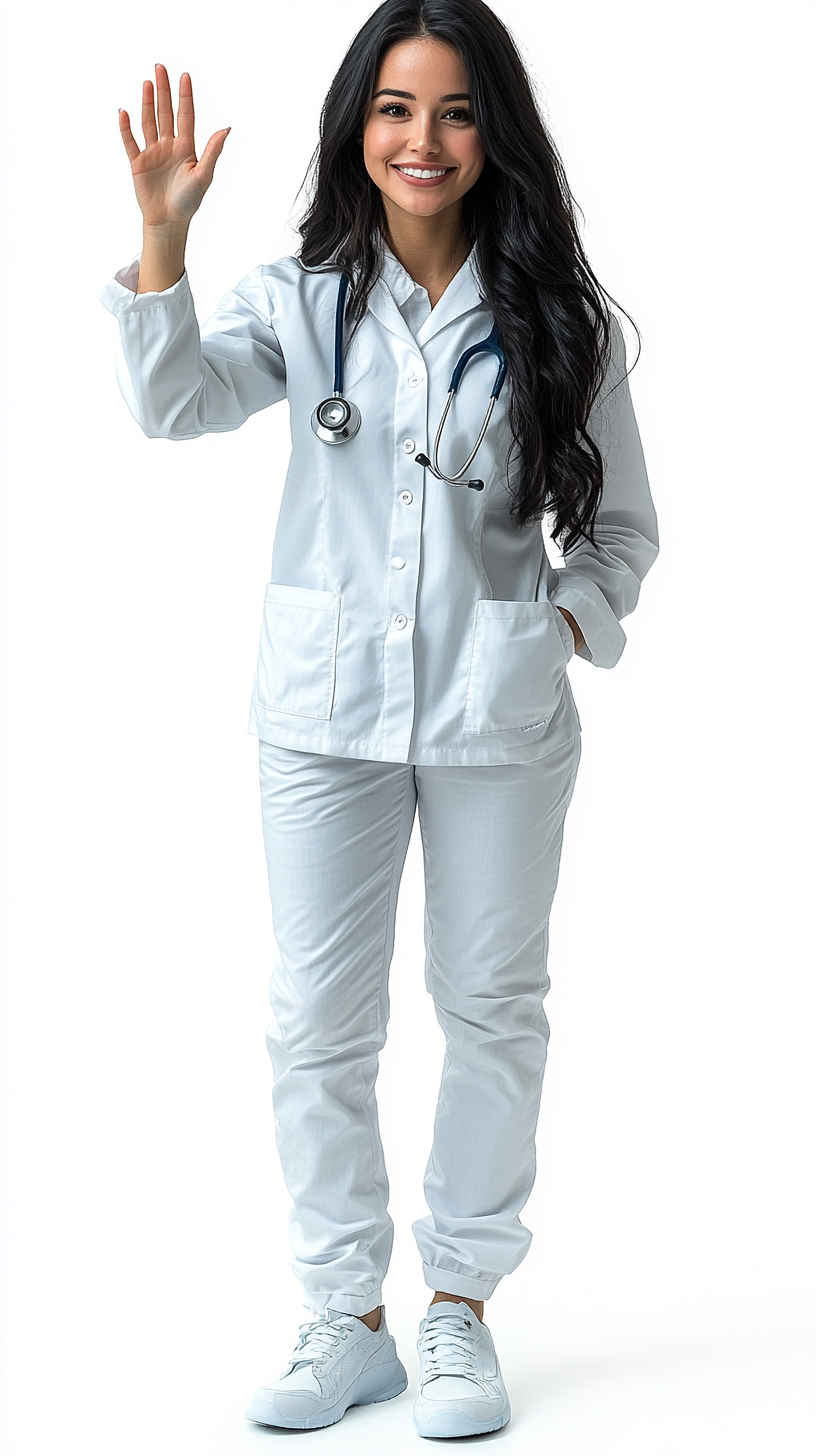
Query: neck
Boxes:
[{"xmin": 381, "ymin": 198, "xmax": 471, "ymax": 304}]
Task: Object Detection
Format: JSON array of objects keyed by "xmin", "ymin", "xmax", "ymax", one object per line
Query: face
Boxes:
[{"xmin": 362, "ymin": 38, "xmax": 486, "ymax": 223}]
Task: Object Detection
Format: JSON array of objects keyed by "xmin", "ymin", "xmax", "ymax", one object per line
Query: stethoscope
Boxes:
[{"xmin": 310, "ymin": 272, "xmax": 507, "ymax": 492}]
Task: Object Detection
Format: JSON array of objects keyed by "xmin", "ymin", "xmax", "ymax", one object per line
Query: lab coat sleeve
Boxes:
[
  {"xmin": 98, "ymin": 255, "xmax": 287, "ymax": 439},
  {"xmin": 549, "ymin": 314, "xmax": 659, "ymax": 667}
]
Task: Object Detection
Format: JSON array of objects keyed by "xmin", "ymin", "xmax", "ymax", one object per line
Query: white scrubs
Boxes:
[
  {"xmin": 259, "ymin": 733, "xmax": 581, "ymax": 1315},
  {"xmin": 99, "ymin": 242, "xmax": 658, "ymax": 1313}
]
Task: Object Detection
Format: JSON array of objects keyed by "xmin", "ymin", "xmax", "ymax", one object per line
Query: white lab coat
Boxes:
[{"xmin": 99, "ymin": 243, "xmax": 658, "ymax": 765}]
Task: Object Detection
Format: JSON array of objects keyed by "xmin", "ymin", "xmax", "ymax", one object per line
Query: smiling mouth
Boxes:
[{"xmin": 392, "ymin": 164, "xmax": 455, "ymax": 179}]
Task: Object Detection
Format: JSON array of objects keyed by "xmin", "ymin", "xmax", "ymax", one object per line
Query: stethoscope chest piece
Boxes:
[{"xmin": 311, "ymin": 394, "xmax": 362, "ymax": 444}]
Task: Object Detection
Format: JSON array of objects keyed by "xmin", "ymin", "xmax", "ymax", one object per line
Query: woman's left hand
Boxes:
[{"xmin": 556, "ymin": 606, "xmax": 584, "ymax": 653}]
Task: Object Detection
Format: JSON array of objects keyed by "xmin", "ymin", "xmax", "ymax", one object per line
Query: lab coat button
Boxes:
[
  {"xmin": 402, "ymin": 438, "xmax": 416, "ymax": 453},
  {"xmin": 391, "ymin": 556, "xmax": 406, "ymax": 569},
  {"xmin": 399, "ymin": 491, "xmax": 414, "ymax": 504},
  {"xmin": 394, "ymin": 614, "xmax": 408, "ymax": 629},
  {"xmin": 407, "ymin": 373, "xmax": 422, "ymax": 387}
]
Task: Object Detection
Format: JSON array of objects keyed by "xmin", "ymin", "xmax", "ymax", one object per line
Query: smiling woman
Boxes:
[
  {"xmin": 100, "ymin": 0, "xmax": 658, "ymax": 1440},
  {"xmin": 298, "ymin": 4, "xmax": 642, "ymax": 554}
]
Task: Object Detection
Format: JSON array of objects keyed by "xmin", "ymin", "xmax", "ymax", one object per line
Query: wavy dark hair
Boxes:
[{"xmin": 295, "ymin": 0, "xmax": 639, "ymax": 550}]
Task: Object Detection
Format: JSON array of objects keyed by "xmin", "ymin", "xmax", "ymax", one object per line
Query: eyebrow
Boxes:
[{"xmin": 372, "ymin": 89, "xmax": 471, "ymax": 103}]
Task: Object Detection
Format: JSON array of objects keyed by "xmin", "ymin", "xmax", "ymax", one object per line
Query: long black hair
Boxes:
[{"xmin": 295, "ymin": 0, "xmax": 639, "ymax": 551}]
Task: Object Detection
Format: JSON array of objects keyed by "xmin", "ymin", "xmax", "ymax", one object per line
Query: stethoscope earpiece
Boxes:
[{"xmin": 415, "ymin": 453, "xmax": 484, "ymax": 490}]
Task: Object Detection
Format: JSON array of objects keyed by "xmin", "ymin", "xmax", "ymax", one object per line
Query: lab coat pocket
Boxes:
[
  {"xmin": 255, "ymin": 583, "xmax": 340, "ymax": 720},
  {"xmin": 464, "ymin": 598, "xmax": 569, "ymax": 735}
]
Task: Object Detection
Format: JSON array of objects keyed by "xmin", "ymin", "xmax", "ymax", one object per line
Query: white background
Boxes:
[{"xmin": 1, "ymin": 2, "xmax": 814, "ymax": 1452}]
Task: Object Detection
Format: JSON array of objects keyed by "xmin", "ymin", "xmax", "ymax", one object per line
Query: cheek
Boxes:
[
  {"xmin": 363, "ymin": 123, "xmax": 391, "ymax": 167},
  {"xmin": 460, "ymin": 135, "xmax": 486, "ymax": 173}
]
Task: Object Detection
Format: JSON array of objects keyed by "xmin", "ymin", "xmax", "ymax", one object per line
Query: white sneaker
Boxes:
[
  {"xmin": 414, "ymin": 1301, "xmax": 511, "ymax": 1438},
  {"xmin": 245, "ymin": 1306, "xmax": 407, "ymax": 1430}
]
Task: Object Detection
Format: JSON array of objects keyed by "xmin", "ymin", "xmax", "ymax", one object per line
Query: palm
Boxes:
[
  {"xmin": 119, "ymin": 65, "xmax": 229, "ymax": 227},
  {"xmin": 130, "ymin": 133, "xmax": 205, "ymax": 226}
]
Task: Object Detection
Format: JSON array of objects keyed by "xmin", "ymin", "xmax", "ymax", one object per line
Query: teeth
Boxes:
[{"xmin": 396, "ymin": 166, "xmax": 450, "ymax": 179}]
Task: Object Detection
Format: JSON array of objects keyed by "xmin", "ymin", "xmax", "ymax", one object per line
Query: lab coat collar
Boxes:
[{"xmin": 368, "ymin": 239, "xmax": 487, "ymax": 347}]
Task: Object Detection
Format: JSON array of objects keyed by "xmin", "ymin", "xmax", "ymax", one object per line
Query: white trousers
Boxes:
[{"xmin": 258, "ymin": 730, "xmax": 581, "ymax": 1317}]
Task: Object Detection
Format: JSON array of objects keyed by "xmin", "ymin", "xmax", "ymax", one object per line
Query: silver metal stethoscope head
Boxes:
[
  {"xmin": 312, "ymin": 271, "xmax": 506, "ymax": 487},
  {"xmin": 311, "ymin": 392, "xmax": 362, "ymax": 444}
]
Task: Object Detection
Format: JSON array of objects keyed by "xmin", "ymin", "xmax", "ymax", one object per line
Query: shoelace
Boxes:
[
  {"xmin": 418, "ymin": 1312, "xmax": 479, "ymax": 1379},
  {"xmin": 287, "ymin": 1311, "xmax": 358, "ymax": 1370}
]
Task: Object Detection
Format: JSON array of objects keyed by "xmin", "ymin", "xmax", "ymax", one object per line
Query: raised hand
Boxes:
[{"xmin": 119, "ymin": 65, "xmax": 230, "ymax": 228}]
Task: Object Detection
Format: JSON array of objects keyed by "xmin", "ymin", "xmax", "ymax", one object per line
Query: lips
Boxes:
[{"xmin": 391, "ymin": 164, "xmax": 456, "ymax": 188}]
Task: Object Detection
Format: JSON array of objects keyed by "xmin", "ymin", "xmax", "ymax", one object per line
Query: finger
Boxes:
[
  {"xmin": 177, "ymin": 71, "xmax": 195, "ymax": 144},
  {"xmin": 197, "ymin": 128, "xmax": 231, "ymax": 187},
  {"xmin": 155, "ymin": 62, "xmax": 175, "ymax": 140},
  {"xmin": 118, "ymin": 108, "xmax": 142, "ymax": 165},
  {"xmin": 141, "ymin": 79, "xmax": 158, "ymax": 145}
]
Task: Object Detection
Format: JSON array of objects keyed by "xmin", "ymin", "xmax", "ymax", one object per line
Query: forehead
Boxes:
[{"xmin": 373, "ymin": 37, "xmax": 468, "ymax": 92}]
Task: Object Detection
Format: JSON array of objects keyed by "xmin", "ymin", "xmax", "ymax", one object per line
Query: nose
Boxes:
[{"xmin": 409, "ymin": 110, "xmax": 442, "ymax": 157}]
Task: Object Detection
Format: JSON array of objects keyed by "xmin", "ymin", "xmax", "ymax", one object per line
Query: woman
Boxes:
[{"xmin": 100, "ymin": 0, "xmax": 658, "ymax": 1437}]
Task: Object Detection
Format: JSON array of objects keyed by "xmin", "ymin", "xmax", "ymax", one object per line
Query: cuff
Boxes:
[
  {"xmin": 422, "ymin": 1262, "xmax": 502, "ymax": 1300},
  {"xmin": 552, "ymin": 602, "xmax": 577, "ymax": 661},
  {"xmin": 550, "ymin": 570, "xmax": 627, "ymax": 668},
  {"xmin": 303, "ymin": 1285, "xmax": 384, "ymax": 1319},
  {"xmin": 98, "ymin": 253, "xmax": 191, "ymax": 315}
]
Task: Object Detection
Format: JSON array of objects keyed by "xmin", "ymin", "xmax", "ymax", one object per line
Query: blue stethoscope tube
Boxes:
[{"xmin": 310, "ymin": 273, "xmax": 507, "ymax": 492}]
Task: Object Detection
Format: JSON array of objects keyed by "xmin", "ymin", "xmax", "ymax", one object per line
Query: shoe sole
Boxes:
[
  {"xmin": 414, "ymin": 1402, "xmax": 512, "ymax": 1438},
  {"xmin": 245, "ymin": 1356, "xmax": 408, "ymax": 1430}
]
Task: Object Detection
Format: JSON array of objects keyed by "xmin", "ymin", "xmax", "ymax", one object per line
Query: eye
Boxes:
[
  {"xmin": 444, "ymin": 108, "xmax": 472, "ymax": 122},
  {"xmin": 378, "ymin": 102, "xmax": 409, "ymax": 117}
]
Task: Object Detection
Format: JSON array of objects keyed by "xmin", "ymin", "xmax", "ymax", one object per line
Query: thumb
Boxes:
[{"xmin": 198, "ymin": 127, "xmax": 231, "ymax": 188}]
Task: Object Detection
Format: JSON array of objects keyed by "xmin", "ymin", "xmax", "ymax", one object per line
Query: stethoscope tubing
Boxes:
[{"xmin": 333, "ymin": 272, "xmax": 351, "ymax": 396}]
